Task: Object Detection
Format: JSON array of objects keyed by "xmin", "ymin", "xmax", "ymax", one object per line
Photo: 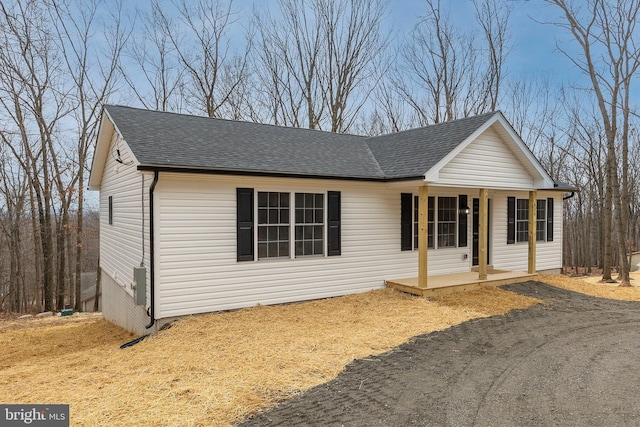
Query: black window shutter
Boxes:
[
  {"xmin": 401, "ymin": 193, "xmax": 412, "ymax": 251},
  {"xmin": 237, "ymin": 188, "xmax": 254, "ymax": 261},
  {"xmin": 507, "ymin": 196, "xmax": 515, "ymax": 244},
  {"xmin": 547, "ymin": 198, "xmax": 554, "ymax": 242},
  {"xmin": 458, "ymin": 195, "xmax": 468, "ymax": 247},
  {"xmin": 327, "ymin": 191, "xmax": 341, "ymax": 256}
]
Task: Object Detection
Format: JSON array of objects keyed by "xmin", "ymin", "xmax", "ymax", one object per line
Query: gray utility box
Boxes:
[{"xmin": 133, "ymin": 266, "xmax": 147, "ymax": 305}]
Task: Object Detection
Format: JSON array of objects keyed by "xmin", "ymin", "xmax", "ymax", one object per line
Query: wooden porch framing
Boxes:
[
  {"xmin": 396, "ymin": 185, "xmax": 539, "ymax": 296},
  {"xmin": 386, "ymin": 270, "xmax": 538, "ymax": 297}
]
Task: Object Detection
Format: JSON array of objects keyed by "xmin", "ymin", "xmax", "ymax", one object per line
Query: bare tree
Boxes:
[
  {"xmin": 156, "ymin": 0, "xmax": 251, "ymax": 118},
  {"xmin": 0, "ymin": 156, "xmax": 28, "ymax": 312},
  {"xmin": 255, "ymin": 0, "xmax": 326, "ymax": 129},
  {"xmin": 0, "ymin": 0, "xmax": 68, "ymax": 311},
  {"xmin": 396, "ymin": 0, "xmax": 511, "ymax": 124},
  {"xmin": 49, "ymin": 0, "xmax": 128, "ymax": 309},
  {"xmin": 316, "ymin": 0, "xmax": 388, "ymax": 132},
  {"xmin": 255, "ymin": 0, "xmax": 388, "ymax": 132},
  {"xmin": 356, "ymin": 77, "xmax": 418, "ymax": 135},
  {"xmin": 122, "ymin": 0, "xmax": 184, "ymax": 112},
  {"xmin": 545, "ymin": 0, "xmax": 640, "ymax": 286},
  {"xmin": 473, "ymin": 0, "xmax": 512, "ymax": 112}
]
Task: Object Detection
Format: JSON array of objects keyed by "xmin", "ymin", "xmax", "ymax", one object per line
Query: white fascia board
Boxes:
[
  {"xmin": 493, "ymin": 113, "xmax": 555, "ymax": 188},
  {"xmin": 88, "ymin": 108, "xmax": 142, "ymax": 190},
  {"xmin": 88, "ymin": 112, "xmax": 114, "ymax": 190}
]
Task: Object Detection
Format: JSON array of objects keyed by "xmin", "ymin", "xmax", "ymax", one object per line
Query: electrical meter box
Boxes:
[{"xmin": 133, "ymin": 266, "xmax": 147, "ymax": 305}]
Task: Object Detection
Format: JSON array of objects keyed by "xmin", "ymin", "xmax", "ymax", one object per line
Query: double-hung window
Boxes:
[
  {"xmin": 509, "ymin": 197, "xmax": 553, "ymax": 243},
  {"xmin": 237, "ymin": 189, "xmax": 340, "ymax": 262},
  {"xmin": 257, "ymin": 192, "xmax": 290, "ymax": 259},
  {"xmin": 516, "ymin": 199, "xmax": 529, "ymax": 243},
  {"xmin": 295, "ymin": 193, "xmax": 324, "ymax": 256},
  {"xmin": 536, "ymin": 200, "xmax": 546, "ymax": 241},
  {"xmin": 404, "ymin": 194, "xmax": 463, "ymax": 250},
  {"xmin": 437, "ymin": 196, "xmax": 457, "ymax": 248}
]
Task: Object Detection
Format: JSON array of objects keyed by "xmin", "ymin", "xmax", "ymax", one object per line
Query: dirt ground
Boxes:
[
  {"xmin": 241, "ymin": 281, "xmax": 640, "ymax": 426},
  {"xmin": 0, "ymin": 287, "xmax": 538, "ymax": 426}
]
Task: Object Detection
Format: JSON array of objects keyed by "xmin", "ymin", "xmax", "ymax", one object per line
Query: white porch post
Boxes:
[
  {"xmin": 528, "ymin": 190, "xmax": 537, "ymax": 274},
  {"xmin": 418, "ymin": 185, "xmax": 429, "ymax": 288},
  {"xmin": 478, "ymin": 188, "xmax": 488, "ymax": 280}
]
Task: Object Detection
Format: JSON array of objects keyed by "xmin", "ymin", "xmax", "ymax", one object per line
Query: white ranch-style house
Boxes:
[{"xmin": 89, "ymin": 105, "xmax": 573, "ymax": 334}]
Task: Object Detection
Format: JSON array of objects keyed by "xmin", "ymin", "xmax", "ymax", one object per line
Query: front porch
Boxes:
[
  {"xmin": 386, "ymin": 269, "xmax": 538, "ymax": 297},
  {"xmin": 401, "ymin": 184, "xmax": 539, "ymax": 297}
]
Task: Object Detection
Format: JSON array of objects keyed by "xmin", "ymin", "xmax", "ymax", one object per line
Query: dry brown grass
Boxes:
[
  {"xmin": 540, "ymin": 273, "xmax": 640, "ymax": 301},
  {"xmin": 0, "ymin": 287, "xmax": 538, "ymax": 426}
]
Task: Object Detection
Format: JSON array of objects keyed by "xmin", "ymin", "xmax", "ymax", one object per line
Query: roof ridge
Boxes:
[
  {"xmin": 365, "ymin": 111, "xmax": 500, "ymax": 141},
  {"xmin": 104, "ymin": 104, "xmax": 367, "ymax": 139}
]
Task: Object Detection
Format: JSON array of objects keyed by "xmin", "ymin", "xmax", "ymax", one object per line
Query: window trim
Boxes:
[
  {"xmin": 513, "ymin": 197, "xmax": 548, "ymax": 243},
  {"xmin": 536, "ymin": 199, "xmax": 546, "ymax": 242},
  {"xmin": 437, "ymin": 196, "xmax": 457, "ymax": 248},
  {"xmin": 409, "ymin": 194, "xmax": 461, "ymax": 250},
  {"xmin": 246, "ymin": 189, "xmax": 335, "ymax": 262},
  {"xmin": 294, "ymin": 192, "xmax": 325, "ymax": 257},
  {"xmin": 516, "ymin": 198, "xmax": 529, "ymax": 243},
  {"xmin": 257, "ymin": 191, "xmax": 291, "ymax": 260}
]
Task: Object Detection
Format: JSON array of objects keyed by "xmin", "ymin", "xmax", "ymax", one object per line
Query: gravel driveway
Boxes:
[{"xmin": 241, "ymin": 282, "xmax": 640, "ymax": 426}]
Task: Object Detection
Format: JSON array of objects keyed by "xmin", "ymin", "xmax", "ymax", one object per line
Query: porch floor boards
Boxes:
[{"xmin": 385, "ymin": 271, "xmax": 538, "ymax": 297}]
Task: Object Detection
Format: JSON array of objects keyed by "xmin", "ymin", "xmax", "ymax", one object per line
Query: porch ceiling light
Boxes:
[{"xmin": 459, "ymin": 207, "xmax": 470, "ymax": 215}]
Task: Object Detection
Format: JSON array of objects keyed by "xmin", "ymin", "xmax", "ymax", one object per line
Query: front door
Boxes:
[{"xmin": 472, "ymin": 198, "xmax": 490, "ymax": 266}]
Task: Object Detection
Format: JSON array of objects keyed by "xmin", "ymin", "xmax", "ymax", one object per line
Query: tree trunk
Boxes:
[
  {"xmin": 602, "ymin": 151, "xmax": 612, "ymax": 281},
  {"xmin": 75, "ymin": 173, "xmax": 84, "ymax": 311},
  {"xmin": 94, "ymin": 259, "xmax": 101, "ymax": 312}
]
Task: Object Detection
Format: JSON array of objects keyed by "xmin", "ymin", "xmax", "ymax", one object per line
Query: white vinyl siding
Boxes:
[
  {"xmin": 99, "ymin": 134, "xmax": 151, "ymax": 304},
  {"xmin": 155, "ymin": 175, "xmax": 477, "ymax": 319},
  {"xmin": 491, "ymin": 191, "xmax": 563, "ymax": 272},
  {"xmin": 437, "ymin": 127, "xmax": 536, "ymax": 189}
]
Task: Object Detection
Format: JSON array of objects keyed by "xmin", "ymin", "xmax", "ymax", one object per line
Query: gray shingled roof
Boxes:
[
  {"xmin": 104, "ymin": 105, "xmax": 497, "ymax": 180},
  {"xmin": 105, "ymin": 106, "xmax": 383, "ymax": 179},
  {"xmin": 366, "ymin": 112, "xmax": 497, "ymax": 179}
]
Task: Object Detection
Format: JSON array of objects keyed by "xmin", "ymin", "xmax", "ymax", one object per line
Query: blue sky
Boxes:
[
  {"xmin": 124, "ymin": 0, "xmax": 587, "ymax": 92},
  {"xmin": 385, "ymin": 0, "xmax": 581, "ymax": 83}
]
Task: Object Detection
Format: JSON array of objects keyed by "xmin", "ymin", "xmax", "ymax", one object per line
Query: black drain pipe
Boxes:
[{"xmin": 145, "ymin": 170, "xmax": 159, "ymax": 329}]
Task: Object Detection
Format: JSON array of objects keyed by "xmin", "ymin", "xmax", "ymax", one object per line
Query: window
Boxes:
[
  {"xmin": 428, "ymin": 198, "xmax": 434, "ymax": 248},
  {"xmin": 516, "ymin": 199, "xmax": 528, "ymax": 242},
  {"xmin": 108, "ymin": 196, "xmax": 113, "ymax": 225},
  {"xmin": 405, "ymin": 194, "xmax": 461, "ymax": 250},
  {"xmin": 257, "ymin": 192, "xmax": 290, "ymax": 259},
  {"xmin": 536, "ymin": 199, "xmax": 546, "ymax": 241},
  {"xmin": 237, "ymin": 189, "xmax": 341, "ymax": 262},
  {"xmin": 295, "ymin": 193, "xmax": 324, "ymax": 256},
  {"xmin": 413, "ymin": 196, "xmax": 434, "ymax": 249},
  {"xmin": 513, "ymin": 198, "xmax": 548, "ymax": 243},
  {"xmin": 437, "ymin": 196, "xmax": 457, "ymax": 248}
]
